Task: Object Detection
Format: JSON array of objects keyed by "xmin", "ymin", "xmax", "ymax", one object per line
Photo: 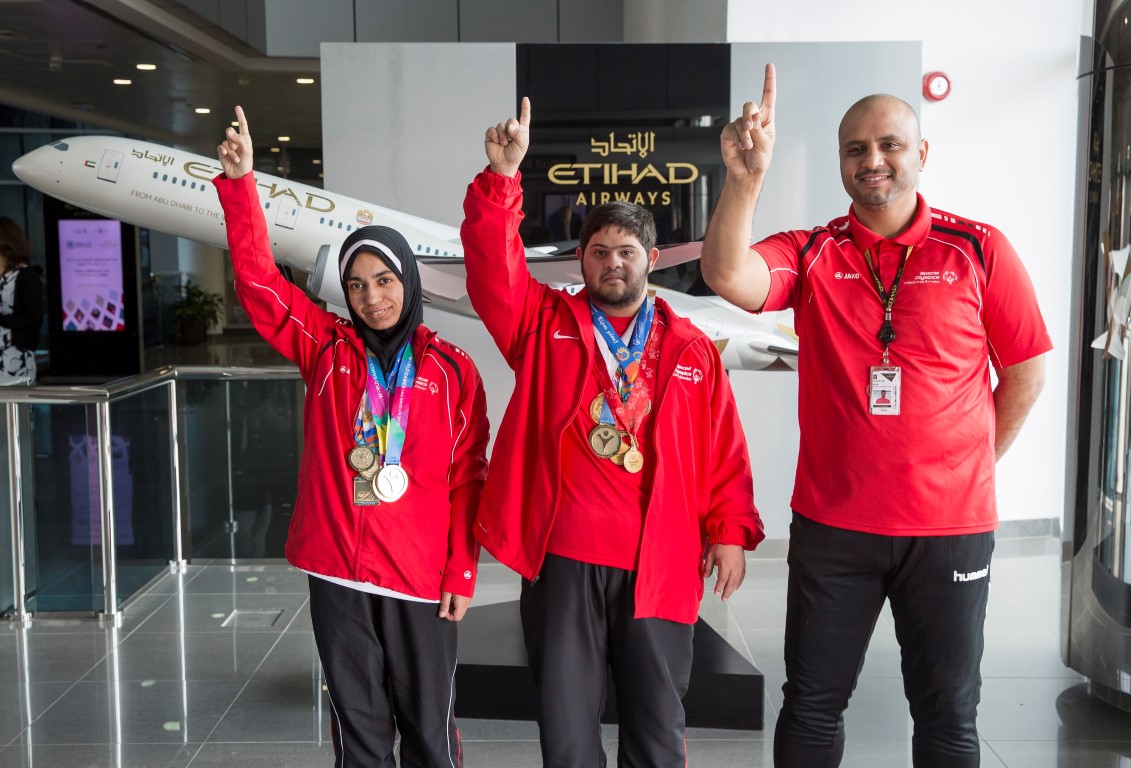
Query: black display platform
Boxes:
[{"xmin": 454, "ymin": 600, "xmax": 763, "ymax": 730}]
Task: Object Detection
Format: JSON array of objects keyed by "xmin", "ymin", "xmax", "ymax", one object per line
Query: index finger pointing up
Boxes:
[
  {"xmin": 234, "ymin": 105, "xmax": 250, "ymax": 137},
  {"xmin": 761, "ymin": 63, "xmax": 776, "ymax": 117},
  {"xmin": 518, "ymin": 96, "xmax": 531, "ymax": 129}
]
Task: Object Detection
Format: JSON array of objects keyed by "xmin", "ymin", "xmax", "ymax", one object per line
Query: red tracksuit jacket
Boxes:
[
  {"xmin": 461, "ymin": 169, "xmax": 763, "ymax": 624},
  {"xmin": 216, "ymin": 172, "xmax": 489, "ymax": 599}
]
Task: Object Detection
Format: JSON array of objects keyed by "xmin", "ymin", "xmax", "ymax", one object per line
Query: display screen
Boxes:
[{"xmin": 58, "ymin": 219, "xmax": 125, "ymax": 332}]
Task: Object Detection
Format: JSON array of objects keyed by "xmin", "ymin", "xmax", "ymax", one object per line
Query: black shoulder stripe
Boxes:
[
  {"xmin": 429, "ymin": 345, "xmax": 464, "ymax": 391},
  {"xmin": 797, "ymin": 230, "xmax": 826, "ymax": 262},
  {"xmin": 931, "ymin": 223, "xmax": 985, "ymax": 273}
]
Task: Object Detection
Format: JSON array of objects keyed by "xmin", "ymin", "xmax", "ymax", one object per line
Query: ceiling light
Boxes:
[
  {"xmin": 194, "ymin": 107, "xmax": 211, "ymax": 114},
  {"xmin": 276, "ymin": 166, "xmax": 284, "ymax": 172},
  {"xmin": 230, "ymin": 121, "xmax": 239, "ymax": 127},
  {"xmin": 113, "ymin": 79, "xmax": 132, "ymax": 85},
  {"xmin": 277, "ymin": 136, "xmax": 290, "ymax": 142},
  {"xmin": 136, "ymin": 63, "xmax": 157, "ymax": 71},
  {"xmin": 312, "ymin": 159, "xmax": 322, "ymax": 165},
  {"xmin": 296, "ymin": 78, "xmax": 315, "ymax": 85},
  {"xmin": 270, "ymin": 147, "xmax": 280, "ymax": 153}
]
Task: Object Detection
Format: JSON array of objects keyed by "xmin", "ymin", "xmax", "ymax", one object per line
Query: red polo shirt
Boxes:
[{"xmin": 755, "ymin": 195, "xmax": 1052, "ymax": 535}]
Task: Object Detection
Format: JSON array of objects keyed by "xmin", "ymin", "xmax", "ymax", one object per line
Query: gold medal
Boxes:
[
  {"xmin": 348, "ymin": 445, "xmax": 376, "ymax": 472},
  {"xmin": 353, "ymin": 475, "xmax": 379, "ymax": 505},
  {"xmin": 622, "ymin": 447, "xmax": 644, "ymax": 474},
  {"xmin": 589, "ymin": 393, "xmax": 649, "ymax": 424},
  {"xmin": 609, "ymin": 434, "xmax": 630, "ymax": 466},
  {"xmin": 588, "ymin": 424, "xmax": 622, "ymax": 458}
]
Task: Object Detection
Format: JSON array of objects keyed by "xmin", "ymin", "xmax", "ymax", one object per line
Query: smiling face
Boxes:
[
  {"xmin": 578, "ymin": 226, "xmax": 658, "ymax": 316},
  {"xmin": 345, "ymin": 250, "xmax": 403, "ymax": 331},
  {"xmin": 838, "ymin": 95, "xmax": 928, "ymax": 234}
]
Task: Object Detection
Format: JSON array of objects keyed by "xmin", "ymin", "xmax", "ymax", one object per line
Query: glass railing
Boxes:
[{"xmin": 0, "ymin": 365, "xmax": 302, "ymax": 625}]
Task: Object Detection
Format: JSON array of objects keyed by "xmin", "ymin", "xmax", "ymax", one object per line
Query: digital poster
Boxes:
[{"xmin": 58, "ymin": 218, "xmax": 126, "ymax": 332}]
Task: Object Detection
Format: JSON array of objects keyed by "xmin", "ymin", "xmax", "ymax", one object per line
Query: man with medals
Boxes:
[
  {"xmin": 700, "ymin": 65, "xmax": 1051, "ymax": 768},
  {"xmin": 214, "ymin": 107, "xmax": 489, "ymax": 768},
  {"xmin": 462, "ymin": 99, "xmax": 764, "ymax": 767}
]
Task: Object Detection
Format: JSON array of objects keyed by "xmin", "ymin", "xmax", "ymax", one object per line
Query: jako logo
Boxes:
[
  {"xmin": 954, "ymin": 566, "xmax": 989, "ymax": 582},
  {"xmin": 834, "ymin": 272, "xmax": 861, "ymax": 280}
]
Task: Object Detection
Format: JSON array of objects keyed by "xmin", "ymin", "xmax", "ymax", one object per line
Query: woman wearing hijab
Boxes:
[{"xmin": 214, "ymin": 107, "xmax": 489, "ymax": 768}]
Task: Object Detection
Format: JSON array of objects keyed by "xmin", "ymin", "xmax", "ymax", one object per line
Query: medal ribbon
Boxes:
[
  {"xmin": 589, "ymin": 299, "xmax": 657, "ymax": 433},
  {"xmin": 358, "ymin": 344, "xmax": 415, "ymax": 467},
  {"xmin": 862, "ymin": 245, "xmax": 913, "ymax": 346}
]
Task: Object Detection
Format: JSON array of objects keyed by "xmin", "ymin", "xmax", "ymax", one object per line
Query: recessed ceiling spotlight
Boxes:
[
  {"xmin": 194, "ymin": 107, "xmax": 211, "ymax": 114},
  {"xmin": 270, "ymin": 147, "xmax": 280, "ymax": 153},
  {"xmin": 276, "ymin": 166, "xmax": 284, "ymax": 172},
  {"xmin": 312, "ymin": 159, "xmax": 322, "ymax": 165},
  {"xmin": 230, "ymin": 121, "xmax": 239, "ymax": 127},
  {"xmin": 296, "ymin": 78, "xmax": 315, "ymax": 85},
  {"xmin": 277, "ymin": 136, "xmax": 290, "ymax": 142},
  {"xmin": 113, "ymin": 79, "xmax": 132, "ymax": 85},
  {"xmin": 136, "ymin": 63, "xmax": 157, "ymax": 71}
]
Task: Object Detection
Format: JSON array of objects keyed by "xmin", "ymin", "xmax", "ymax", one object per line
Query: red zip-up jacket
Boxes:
[
  {"xmin": 461, "ymin": 169, "xmax": 763, "ymax": 624},
  {"xmin": 216, "ymin": 173, "xmax": 489, "ymax": 599}
]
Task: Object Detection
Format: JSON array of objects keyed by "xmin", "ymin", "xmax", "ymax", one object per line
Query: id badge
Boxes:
[{"xmin": 868, "ymin": 366, "xmax": 901, "ymax": 416}]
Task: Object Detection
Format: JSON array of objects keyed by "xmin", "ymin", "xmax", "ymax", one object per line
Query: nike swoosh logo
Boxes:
[{"xmin": 553, "ymin": 330, "xmax": 578, "ymax": 340}]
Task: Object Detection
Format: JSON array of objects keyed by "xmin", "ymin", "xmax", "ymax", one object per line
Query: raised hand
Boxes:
[
  {"xmin": 720, "ymin": 64, "xmax": 776, "ymax": 177},
  {"xmin": 484, "ymin": 97, "xmax": 531, "ymax": 178},
  {"xmin": 217, "ymin": 105, "xmax": 253, "ymax": 180}
]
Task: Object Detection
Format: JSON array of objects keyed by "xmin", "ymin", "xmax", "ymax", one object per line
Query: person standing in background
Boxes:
[{"xmin": 0, "ymin": 216, "xmax": 43, "ymax": 384}]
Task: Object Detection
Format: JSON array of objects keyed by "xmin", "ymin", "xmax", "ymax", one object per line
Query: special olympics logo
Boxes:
[
  {"xmin": 693, "ymin": 368, "xmax": 703, "ymax": 384},
  {"xmin": 943, "ymin": 271, "xmax": 958, "ymax": 284}
]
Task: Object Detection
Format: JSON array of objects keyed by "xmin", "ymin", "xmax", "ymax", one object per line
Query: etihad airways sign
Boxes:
[{"xmin": 547, "ymin": 130, "xmax": 701, "ymax": 208}]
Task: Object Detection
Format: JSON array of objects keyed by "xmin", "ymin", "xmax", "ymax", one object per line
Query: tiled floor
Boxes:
[{"xmin": 1, "ymin": 537, "xmax": 1128, "ymax": 767}]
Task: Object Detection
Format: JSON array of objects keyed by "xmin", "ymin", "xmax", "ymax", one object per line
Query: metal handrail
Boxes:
[{"xmin": 2, "ymin": 364, "xmax": 301, "ymax": 626}]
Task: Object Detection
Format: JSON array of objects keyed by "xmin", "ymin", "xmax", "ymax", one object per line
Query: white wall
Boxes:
[{"xmin": 726, "ymin": 1, "xmax": 1087, "ymax": 527}]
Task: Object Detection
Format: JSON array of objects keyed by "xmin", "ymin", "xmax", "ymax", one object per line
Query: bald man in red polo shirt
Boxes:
[{"xmin": 700, "ymin": 65, "xmax": 1050, "ymax": 768}]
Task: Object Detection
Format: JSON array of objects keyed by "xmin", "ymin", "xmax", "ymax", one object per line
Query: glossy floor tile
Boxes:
[{"xmin": 0, "ymin": 540, "xmax": 1128, "ymax": 767}]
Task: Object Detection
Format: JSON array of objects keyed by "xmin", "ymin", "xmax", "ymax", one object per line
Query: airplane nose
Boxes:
[{"xmin": 12, "ymin": 143, "xmax": 66, "ymax": 189}]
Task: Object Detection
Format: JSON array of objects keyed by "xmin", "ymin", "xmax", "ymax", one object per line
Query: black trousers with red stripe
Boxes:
[
  {"xmin": 520, "ymin": 554, "xmax": 694, "ymax": 768},
  {"xmin": 307, "ymin": 576, "xmax": 462, "ymax": 768}
]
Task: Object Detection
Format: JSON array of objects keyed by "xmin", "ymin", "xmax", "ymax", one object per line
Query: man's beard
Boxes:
[{"xmin": 587, "ymin": 272, "xmax": 647, "ymax": 310}]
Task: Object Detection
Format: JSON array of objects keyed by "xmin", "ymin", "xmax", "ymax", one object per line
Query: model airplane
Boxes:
[{"xmin": 12, "ymin": 136, "xmax": 797, "ymax": 370}]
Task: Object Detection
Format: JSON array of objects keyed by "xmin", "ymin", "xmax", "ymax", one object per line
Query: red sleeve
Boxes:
[
  {"xmin": 981, "ymin": 230, "xmax": 1053, "ymax": 368},
  {"xmin": 700, "ymin": 341, "xmax": 765, "ymax": 550},
  {"xmin": 213, "ymin": 173, "xmax": 338, "ymax": 377},
  {"xmin": 753, "ymin": 231, "xmax": 808, "ymax": 313},
  {"xmin": 440, "ymin": 356, "xmax": 490, "ymax": 597},
  {"xmin": 460, "ymin": 168, "xmax": 553, "ymax": 365}
]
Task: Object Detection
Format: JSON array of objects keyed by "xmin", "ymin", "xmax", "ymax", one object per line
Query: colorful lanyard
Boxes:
[
  {"xmin": 862, "ymin": 245, "xmax": 913, "ymax": 347},
  {"xmin": 356, "ymin": 344, "xmax": 415, "ymax": 467},
  {"xmin": 590, "ymin": 298, "xmax": 655, "ymax": 431}
]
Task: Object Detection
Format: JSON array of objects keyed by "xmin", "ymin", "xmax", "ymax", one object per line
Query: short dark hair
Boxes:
[
  {"xmin": 0, "ymin": 217, "xmax": 28, "ymax": 267},
  {"xmin": 579, "ymin": 202, "xmax": 656, "ymax": 253}
]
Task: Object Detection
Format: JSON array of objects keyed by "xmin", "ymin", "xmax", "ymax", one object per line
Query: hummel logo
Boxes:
[
  {"xmin": 953, "ymin": 566, "xmax": 989, "ymax": 582},
  {"xmin": 553, "ymin": 330, "xmax": 578, "ymax": 340}
]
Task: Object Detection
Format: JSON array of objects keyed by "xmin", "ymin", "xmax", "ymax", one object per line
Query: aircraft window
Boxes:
[
  {"xmin": 172, "ymin": 177, "xmax": 178, "ymax": 184},
  {"xmin": 265, "ymin": 202, "xmax": 271, "ymax": 209},
  {"xmin": 51, "ymin": 142, "xmax": 69, "ymax": 151},
  {"xmin": 181, "ymin": 179, "xmax": 187, "ymax": 186},
  {"xmin": 337, "ymin": 223, "xmax": 343, "ymax": 229},
  {"xmin": 328, "ymin": 219, "xmax": 334, "ymax": 227},
  {"xmin": 162, "ymin": 174, "xmax": 168, "ymax": 181},
  {"xmin": 320, "ymin": 217, "xmax": 325, "ymax": 224},
  {"xmin": 346, "ymin": 225, "xmax": 352, "ymax": 232},
  {"xmin": 152, "ymin": 172, "xmax": 158, "ymax": 179},
  {"xmin": 425, "ymin": 247, "xmax": 431, "ymax": 254},
  {"xmin": 114, "ymin": 161, "xmax": 120, "ymax": 169},
  {"xmin": 191, "ymin": 182, "xmax": 197, "ymax": 189}
]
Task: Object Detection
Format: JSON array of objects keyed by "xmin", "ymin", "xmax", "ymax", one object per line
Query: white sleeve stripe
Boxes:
[{"xmin": 250, "ymin": 280, "xmax": 319, "ymax": 344}]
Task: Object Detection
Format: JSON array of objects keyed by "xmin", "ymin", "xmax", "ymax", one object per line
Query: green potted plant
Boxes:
[{"xmin": 171, "ymin": 279, "xmax": 224, "ymax": 345}]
